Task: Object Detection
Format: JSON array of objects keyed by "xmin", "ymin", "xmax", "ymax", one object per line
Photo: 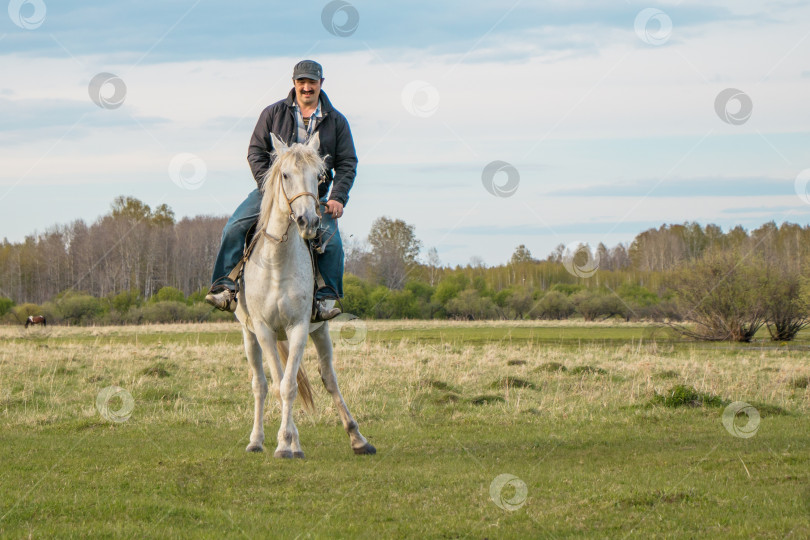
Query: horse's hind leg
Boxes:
[
  {"xmin": 242, "ymin": 327, "xmax": 267, "ymax": 452},
  {"xmin": 310, "ymin": 323, "xmax": 375, "ymax": 455}
]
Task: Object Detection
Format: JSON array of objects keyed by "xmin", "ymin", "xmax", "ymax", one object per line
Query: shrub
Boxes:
[
  {"xmin": 532, "ymin": 291, "xmax": 574, "ymax": 320},
  {"xmin": 386, "ymin": 289, "xmax": 421, "ymax": 319},
  {"xmin": 617, "ymin": 283, "xmax": 659, "ymax": 305},
  {"xmin": 186, "ymin": 287, "xmax": 208, "ymax": 305},
  {"xmin": 11, "ymin": 303, "xmax": 45, "ymax": 324},
  {"xmin": 98, "ymin": 310, "xmax": 126, "ymax": 325},
  {"xmin": 368, "ymin": 285, "xmax": 394, "ymax": 318},
  {"xmin": 617, "ymin": 284, "xmax": 660, "ymax": 321},
  {"xmin": 187, "ymin": 302, "xmax": 225, "ymax": 322},
  {"xmin": 571, "ymin": 290, "xmax": 628, "ymax": 321},
  {"xmin": 445, "ymin": 289, "xmax": 498, "ymax": 320},
  {"xmin": 551, "ymin": 283, "xmax": 584, "ymax": 296},
  {"xmin": 668, "ymin": 251, "xmax": 766, "ymax": 342},
  {"xmin": 129, "ymin": 301, "xmax": 190, "ymax": 324},
  {"xmin": 151, "ymin": 286, "xmax": 186, "ymax": 304},
  {"xmin": 431, "ymin": 274, "xmax": 469, "ymax": 305},
  {"xmin": 762, "ymin": 272, "xmax": 810, "ymax": 341},
  {"xmin": 494, "ymin": 286, "xmax": 533, "ymax": 319},
  {"xmin": 341, "ymin": 274, "xmax": 372, "ymax": 318},
  {"xmin": 405, "ymin": 280, "xmax": 434, "ymax": 303},
  {"xmin": 110, "ymin": 289, "xmax": 141, "ymax": 314},
  {"xmin": 57, "ymin": 294, "xmax": 106, "ymax": 325},
  {"xmin": 0, "ymin": 296, "xmax": 14, "ymax": 317}
]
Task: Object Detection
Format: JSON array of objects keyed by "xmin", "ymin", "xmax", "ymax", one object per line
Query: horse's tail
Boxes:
[{"xmin": 276, "ymin": 340, "xmax": 315, "ymax": 414}]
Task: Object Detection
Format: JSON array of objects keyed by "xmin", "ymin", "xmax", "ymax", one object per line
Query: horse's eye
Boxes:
[{"xmin": 282, "ymin": 173, "xmax": 288, "ymax": 180}]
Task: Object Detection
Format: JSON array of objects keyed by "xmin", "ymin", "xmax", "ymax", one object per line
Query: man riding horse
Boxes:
[{"xmin": 206, "ymin": 60, "xmax": 356, "ymax": 322}]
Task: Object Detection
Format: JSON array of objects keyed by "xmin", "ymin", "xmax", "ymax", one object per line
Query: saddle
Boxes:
[{"xmin": 225, "ymin": 223, "xmax": 331, "ymax": 317}]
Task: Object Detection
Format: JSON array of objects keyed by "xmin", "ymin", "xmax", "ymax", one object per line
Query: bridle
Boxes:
[
  {"xmin": 281, "ymin": 179, "xmax": 321, "ymax": 219},
  {"xmin": 263, "ymin": 168, "xmax": 322, "ymax": 244}
]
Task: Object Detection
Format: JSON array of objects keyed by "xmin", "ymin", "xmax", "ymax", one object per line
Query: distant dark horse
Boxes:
[{"xmin": 25, "ymin": 315, "xmax": 46, "ymax": 328}]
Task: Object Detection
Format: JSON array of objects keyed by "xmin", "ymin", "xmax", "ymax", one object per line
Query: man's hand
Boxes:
[{"xmin": 324, "ymin": 200, "xmax": 344, "ymax": 218}]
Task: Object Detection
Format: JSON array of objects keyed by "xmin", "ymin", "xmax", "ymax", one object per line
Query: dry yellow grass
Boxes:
[{"xmin": 2, "ymin": 321, "xmax": 807, "ymax": 431}]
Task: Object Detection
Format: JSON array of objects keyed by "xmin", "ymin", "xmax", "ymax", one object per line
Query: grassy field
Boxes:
[{"xmin": 1, "ymin": 320, "xmax": 808, "ymax": 538}]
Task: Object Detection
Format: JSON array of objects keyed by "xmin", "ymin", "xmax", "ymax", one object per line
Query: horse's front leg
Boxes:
[
  {"xmin": 253, "ymin": 324, "xmax": 286, "ymax": 435},
  {"xmin": 273, "ymin": 324, "xmax": 309, "ymax": 459},
  {"xmin": 310, "ymin": 323, "xmax": 376, "ymax": 455},
  {"xmin": 241, "ymin": 326, "xmax": 267, "ymax": 452}
]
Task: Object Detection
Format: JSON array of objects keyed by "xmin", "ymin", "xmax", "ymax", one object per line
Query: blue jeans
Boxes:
[{"xmin": 211, "ymin": 189, "xmax": 344, "ymax": 300}]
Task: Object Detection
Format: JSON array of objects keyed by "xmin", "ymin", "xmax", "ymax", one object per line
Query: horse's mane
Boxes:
[{"xmin": 257, "ymin": 143, "xmax": 325, "ymax": 234}]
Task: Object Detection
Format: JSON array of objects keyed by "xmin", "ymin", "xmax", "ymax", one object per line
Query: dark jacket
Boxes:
[{"xmin": 247, "ymin": 89, "xmax": 358, "ymax": 206}]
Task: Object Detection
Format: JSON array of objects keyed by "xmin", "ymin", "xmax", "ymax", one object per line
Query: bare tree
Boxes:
[
  {"xmin": 344, "ymin": 235, "xmax": 374, "ymax": 281},
  {"xmin": 426, "ymin": 247, "xmax": 441, "ymax": 286},
  {"xmin": 367, "ymin": 217, "xmax": 422, "ymax": 290}
]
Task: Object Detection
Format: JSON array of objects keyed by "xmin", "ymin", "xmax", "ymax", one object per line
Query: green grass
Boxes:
[
  {"xmin": 651, "ymin": 384, "xmax": 727, "ymax": 408},
  {"xmin": 569, "ymin": 365, "xmax": 609, "ymax": 376},
  {"xmin": 1, "ymin": 321, "xmax": 809, "ymax": 538}
]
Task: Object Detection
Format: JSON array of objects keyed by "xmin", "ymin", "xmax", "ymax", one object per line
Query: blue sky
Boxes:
[{"xmin": 2, "ymin": 0, "xmax": 810, "ymax": 266}]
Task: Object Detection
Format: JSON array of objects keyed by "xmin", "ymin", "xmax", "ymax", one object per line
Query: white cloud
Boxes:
[{"xmin": 2, "ymin": 1, "xmax": 810, "ymax": 265}]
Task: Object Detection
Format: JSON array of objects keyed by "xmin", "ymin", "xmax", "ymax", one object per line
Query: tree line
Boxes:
[
  {"xmin": 2, "ymin": 196, "xmax": 810, "ymax": 341},
  {"xmin": 0, "ymin": 196, "xmax": 225, "ymax": 304}
]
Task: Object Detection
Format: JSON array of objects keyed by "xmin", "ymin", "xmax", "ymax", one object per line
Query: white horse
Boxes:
[{"xmin": 235, "ymin": 132, "xmax": 375, "ymax": 459}]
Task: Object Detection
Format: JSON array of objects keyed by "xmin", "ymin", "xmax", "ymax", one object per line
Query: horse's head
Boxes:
[{"xmin": 268, "ymin": 132, "xmax": 324, "ymax": 239}]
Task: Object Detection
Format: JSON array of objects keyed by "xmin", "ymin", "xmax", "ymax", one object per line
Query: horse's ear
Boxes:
[
  {"xmin": 270, "ymin": 132, "xmax": 289, "ymax": 156},
  {"xmin": 306, "ymin": 132, "xmax": 320, "ymax": 151}
]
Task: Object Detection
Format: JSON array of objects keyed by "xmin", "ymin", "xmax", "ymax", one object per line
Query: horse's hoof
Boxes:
[
  {"xmin": 246, "ymin": 444, "xmax": 264, "ymax": 453},
  {"xmin": 353, "ymin": 443, "xmax": 376, "ymax": 455},
  {"xmin": 293, "ymin": 451, "xmax": 306, "ymax": 459},
  {"xmin": 274, "ymin": 450, "xmax": 294, "ymax": 459}
]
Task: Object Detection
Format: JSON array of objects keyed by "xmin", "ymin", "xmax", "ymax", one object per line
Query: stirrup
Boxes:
[
  {"xmin": 205, "ymin": 288, "xmax": 237, "ymax": 312},
  {"xmin": 311, "ymin": 299, "xmax": 341, "ymax": 322}
]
